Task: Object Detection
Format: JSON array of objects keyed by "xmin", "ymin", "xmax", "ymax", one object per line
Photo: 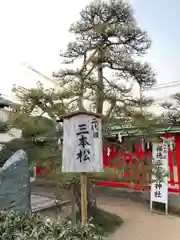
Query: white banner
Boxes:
[
  {"xmin": 62, "ymin": 114, "xmax": 103, "ymax": 173},
  {"xmin": 151, "ymin": 142, "xmax": 168, "ymax": 204}
]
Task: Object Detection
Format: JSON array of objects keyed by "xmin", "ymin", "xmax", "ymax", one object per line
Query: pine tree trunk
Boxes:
[{"xmin": 96, "ymin": 65, "xmax": 104, "ymax": 114}]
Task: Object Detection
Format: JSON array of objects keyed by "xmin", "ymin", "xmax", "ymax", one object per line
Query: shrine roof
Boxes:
[
  {"xmin": 58, "ymin": 111, "xmax": 102, "ymax": 122},
  {"xmin": 110, "ymin": 124, "xmax": 180, "ymax": 136}
]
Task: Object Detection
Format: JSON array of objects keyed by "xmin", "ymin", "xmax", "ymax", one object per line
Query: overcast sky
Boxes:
[{"xmin": 0, "ymin": 0, "xmax": 180, "ymax": 104}]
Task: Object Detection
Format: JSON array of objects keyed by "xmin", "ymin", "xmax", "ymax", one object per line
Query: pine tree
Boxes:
[
  {"xmin": 161, "ymin": 92, "xmax": 180, "ymax": 124},
  {"xmin": 53, "ymin": 0, "xmax": 157, "ymax": 219},
  {"xmin": 0, "ymin": 83, "xmax": 62, "ymax": 174},
  {"xmin": 8, "ymin": 0, "xmax": 157, "ymax": 221},
  {"xmin": 54, "ymin": 0, "xmax": 156, "ymax": 122}
]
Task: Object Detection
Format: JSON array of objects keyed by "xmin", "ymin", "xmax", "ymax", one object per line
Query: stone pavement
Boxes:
[
  {"xmin": 98, "ymin": 197, "xmax": 180, "ymax": 240},
  {"xmin": 31, "ymin": 194, "xmax": 55, "ymax": 212}
]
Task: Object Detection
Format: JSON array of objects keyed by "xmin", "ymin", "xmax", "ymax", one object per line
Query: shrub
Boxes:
[{"xmin": 0, "ymin": 210, "xmax": 103, "ymax": 240}]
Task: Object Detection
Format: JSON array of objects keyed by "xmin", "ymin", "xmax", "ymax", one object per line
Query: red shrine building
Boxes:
[{"xmin": 99, "ymin": 125, "xmax": 180, "ymax": 193}]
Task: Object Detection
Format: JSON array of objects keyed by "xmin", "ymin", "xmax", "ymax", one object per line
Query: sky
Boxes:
[
  {"xmin": 0, "ymin": 0, "xmax": 180, "ymax": 106},
  {"xmin": 129, "ymin": 0, "xmax": 180, "ymax": 102}
]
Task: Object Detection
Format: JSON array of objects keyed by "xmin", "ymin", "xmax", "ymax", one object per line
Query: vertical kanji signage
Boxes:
[
  {"xmin": 76, "ymin": 123, "xmax": 91, "ymax": 163},
  {"xmin": 150, "ymin": 142, "xmax": 168, "ymax": 214},
  {"xmin": 62, "ymin": 112, "xmax": 103, "ymax": 173}
]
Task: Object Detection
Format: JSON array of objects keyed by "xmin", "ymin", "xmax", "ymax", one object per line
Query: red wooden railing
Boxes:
[
  {"xmin": 36, "ymin": 135, "xmax": 180, "ymax": 194},
  {"xmin": 96, "ymin": 144, "xmax": 180, "ymax": 193}
]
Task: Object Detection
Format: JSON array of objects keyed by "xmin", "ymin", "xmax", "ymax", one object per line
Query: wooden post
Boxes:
[
  {"xmin": 60, "ymin": 111, "xmax": 102, "ymax": 226},
  {"xmin": 71, "ymin": 184, "xmax": 77, "ymax": 225},
  {"xmin": 80, "ymin": 172, "xmax": 87, "ymax": 226}
]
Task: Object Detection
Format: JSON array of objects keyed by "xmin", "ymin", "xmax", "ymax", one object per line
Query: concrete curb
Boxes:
[{"xmin": 32, "ymin": 199, "xmax": 71, "ymax": 213}]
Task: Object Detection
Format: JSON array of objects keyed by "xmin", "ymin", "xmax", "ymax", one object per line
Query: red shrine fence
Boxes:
[
  {"xmin": 36, "ymin": 134, "xmax": 180, "ymax": 194},
  {"xmin": 95, "ymin": 144, "xmax": 180, "ymax": 193}
]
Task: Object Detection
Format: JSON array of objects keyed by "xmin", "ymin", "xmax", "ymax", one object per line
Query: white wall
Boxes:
[
  {"xmin": 0, "ymin": 108, "xmax": 22, "ymax": 146},
  {"xmin": 0, "ymin": 108, "xmax": 9, "ymax": 122}
]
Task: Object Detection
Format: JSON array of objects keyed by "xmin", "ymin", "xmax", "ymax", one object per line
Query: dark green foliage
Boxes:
[
  {"xmin": 0, "ymin": 137, "xmax": 60, "ymax": 168},
  {"xmin": 161, "ymin": 92, "xmax": 180, "ymax": 124},
  {"xmin": 0, "ymin": 210, "xmax": 103, "ymax": 240},
  {"xmin": 0, "ymin": 120, "xmax": 9, "ymax": 133}
]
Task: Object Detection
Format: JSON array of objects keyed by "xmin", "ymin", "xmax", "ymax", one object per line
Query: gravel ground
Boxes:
[
  {"xmin": 98, "ymin": 197, "xmax": 180, "ymax": 240},
  {"xmin": 32, "ymin": 184, "xmax": 180, "ymax": 240}
]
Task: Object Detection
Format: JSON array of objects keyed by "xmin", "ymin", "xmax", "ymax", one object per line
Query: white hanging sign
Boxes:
[
  {"xmin": 62, "ymin": 113, "xmax": 103, "ymax": 173},
  {"xmin": 150, "ymin": 142, "xmax": 168, "ymax": 214}
]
